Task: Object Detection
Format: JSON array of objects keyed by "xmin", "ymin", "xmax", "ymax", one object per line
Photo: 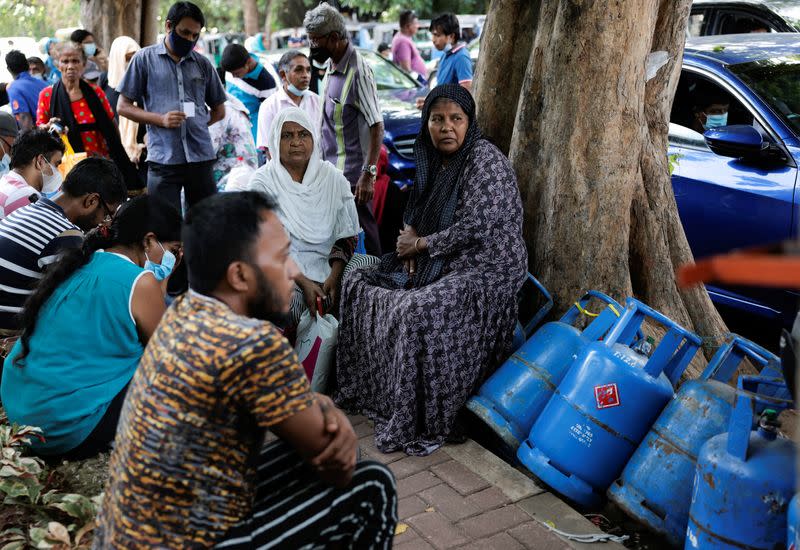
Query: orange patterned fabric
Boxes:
[{"xmin": 94, "ymin": 291, "xmax": 314, "ymax": 547}]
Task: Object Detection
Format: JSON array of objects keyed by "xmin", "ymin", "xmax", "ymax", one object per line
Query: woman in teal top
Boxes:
[{"xmin": 1, "ymin": 195, "xmax": 182, "ymax": 459}]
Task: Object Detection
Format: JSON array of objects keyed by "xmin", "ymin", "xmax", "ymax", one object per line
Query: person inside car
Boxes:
[{"xmin": 692, "ymin": 91, "xmax": 730, "ymax": 133}]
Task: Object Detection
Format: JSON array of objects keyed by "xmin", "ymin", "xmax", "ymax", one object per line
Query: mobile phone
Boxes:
[{"xmin": 49, "ymin": 121, "xmax": 64, "ymax": 136}]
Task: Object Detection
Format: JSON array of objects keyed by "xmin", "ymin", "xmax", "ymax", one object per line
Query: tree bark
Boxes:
[
  {"xmin": 243, "ymin": 0, "xmax": 260, "ymax": 37},
  {"xmin": 480, "ymin": 0, "xmax": 729, "ymax": 379},
  {"xmin": 473, "ymin": 0, "xmax": 540, "ymax": 155},
  {"xmin": 79, "ymin": 0, "xmax": 161, "ymax": 47},
  {"xmin": 264, "ymin": 0, "xmax": 274, "ymax": 42}
]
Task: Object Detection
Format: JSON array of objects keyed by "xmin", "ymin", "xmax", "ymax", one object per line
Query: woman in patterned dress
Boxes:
[
  {"xmin": 335, "ymin": 84, "xmax": 528, "ymax": 456},
  {"xmin": 36, "ymin": 42, "xmax": 138, "ymax": 191}
]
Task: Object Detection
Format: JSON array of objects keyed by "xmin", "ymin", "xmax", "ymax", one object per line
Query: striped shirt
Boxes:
[
  {"xmin": 0, "ymin": 198, "xmax": 82, "ymax": 329},
  {"xmin": 95, "ymin": 291, "xmax": 315, "ymax": 547},
  {"xmin": 0, "ymin": 172, "xmax": 38, "ymax": 220},
  {"xmin": 320, "ymin": 43, "xmax": 382, "ymax": 186}
]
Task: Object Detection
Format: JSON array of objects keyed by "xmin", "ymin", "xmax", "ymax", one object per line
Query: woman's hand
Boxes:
[
  {"xmin": 322, "ymin": 261, "xmax": 345, "ymax": 310},
  {"xmin": 397, "ymin": 227, "xmax": 427, "ymax": 259},
  {"xmin": 297, "ymin": 275, "xmax": 326, "ymax": 317},
  {"xmin": 403, "ymin": 258, "xmax": 417, "ymax": 276}
]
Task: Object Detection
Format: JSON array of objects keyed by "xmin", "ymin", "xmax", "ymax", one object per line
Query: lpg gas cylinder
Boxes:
[
  {"xmin": 468, "ymin": 291, "xmax": 623, "ymax": 452},
  {"xmin": 608, "ymin": 334, "xmax": 791, "ymax": 546},
  {"xmin": 510, "ymin": 273, "xmax": 554, "ymax": 353},
  {"xmin": 686, "ymin": 377, "xmax": 796, "ymax": 550},
  {"xmin": 518, "ymin": 298, "xmax": 701, "ymax": 508}
]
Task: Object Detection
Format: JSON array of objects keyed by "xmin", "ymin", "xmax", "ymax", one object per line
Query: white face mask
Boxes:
[
  {"xmin": 40, "ymin": 158, "xmax": 62, "ymax": 194},
  {"xmin": 0, "ymin": 154, "xmax": 10, "ymax": 177}
]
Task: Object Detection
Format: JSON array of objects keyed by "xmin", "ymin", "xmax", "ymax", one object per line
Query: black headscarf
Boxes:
[{"xmin": 373, "ymin": 84, "xmax": 483, "ymax": 289}]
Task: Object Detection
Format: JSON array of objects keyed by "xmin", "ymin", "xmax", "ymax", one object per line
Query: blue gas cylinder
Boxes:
[
  {"xmin": 608, "ymin": 334, "xmax": 791, "ymax": 546},
  {"xmin": 789, "ymin": 494, "xmax": 800, "ymax": 550},
  {"xmin": 467, "ymin": 291, "xmax": 623, "ymax": 452},
  {"xmin": 686, "ymin": 377, "xmax": 796, "ymax": 550},
  {"xmin": 510, "ymin": 273, "xmax": 554, "ymax": 353},
  {"xmin": 517, "ymin": 298, "xmax": 702, "ymax": 508}
]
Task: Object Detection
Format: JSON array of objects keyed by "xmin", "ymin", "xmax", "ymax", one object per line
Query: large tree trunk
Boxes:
[
  {"xmin": 243, "ymin": 0, "xmax": 260, "ymax": 37},
  {"xmin": 477, "ymin": 0, "xmax": 728, "ymax": 378},
  {"xmin": 473, "ymin": 0, "xmax": 540, "ymax": 155},
  {"xmin": 80, "ymin": 0, "xmax": 158, "ymax": 48},
  {"xmin": 264, "ymin": 0, "xmax": 275, "ymax": 42}
]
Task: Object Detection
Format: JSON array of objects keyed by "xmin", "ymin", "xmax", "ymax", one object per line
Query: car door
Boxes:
[{"xmin": 668, "ymin": 65, "xmax": 798, "ymax": 319}]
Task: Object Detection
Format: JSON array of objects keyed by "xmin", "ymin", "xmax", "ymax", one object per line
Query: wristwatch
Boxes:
[{"xmin": 362, "ymin": 164, "xmax": 377, "ymax": 178}]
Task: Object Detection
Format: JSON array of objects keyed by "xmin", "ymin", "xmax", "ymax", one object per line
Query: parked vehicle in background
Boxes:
[
  {"xmin": 689, "ymin": 0, "xmax": 800, "ymax": 36},
  {"xmin": 669, "ymin": 33, "xmax": 800, "ymax": 335},
  {"xmin": 253, "ymin": 48, "xmax": 424, "ymax": 189}
]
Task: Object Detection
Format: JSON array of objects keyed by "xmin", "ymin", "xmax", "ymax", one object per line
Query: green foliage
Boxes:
[
  {"xmin": 0, "ymin": 417, "xmax": 101, "ymax": 549},
  {"xmin": 0, "ymin": 0, "xmax": 80, "ymax": 40},
  {"xmin": 668, "ymin": 153, "xmax": 682, "ymax": 175}
]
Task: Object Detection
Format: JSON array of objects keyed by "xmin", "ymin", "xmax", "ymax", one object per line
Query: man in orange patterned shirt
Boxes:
[{"xmin": 95, "ymin": 191, "xmax": 397, "ymax": 548}]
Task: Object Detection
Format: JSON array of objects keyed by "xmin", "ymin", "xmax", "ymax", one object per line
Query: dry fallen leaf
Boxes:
[
  {"xmin": 425, "ymin": 506, "xmax": 435, "ymax": 513},
  {"xmin": 395, "ymin": 523, "xmax": 409, "ymax": 535}
]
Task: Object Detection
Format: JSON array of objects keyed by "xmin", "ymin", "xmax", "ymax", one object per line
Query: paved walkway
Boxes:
[{"xmin": 351, "ymin": 415, "xmax": 627, "ymax": 550}]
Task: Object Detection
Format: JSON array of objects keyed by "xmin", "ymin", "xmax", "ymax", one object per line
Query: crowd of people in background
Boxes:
[{"xmin": 0, "ymin": 1, "xmax": 511, "ymax": 547}]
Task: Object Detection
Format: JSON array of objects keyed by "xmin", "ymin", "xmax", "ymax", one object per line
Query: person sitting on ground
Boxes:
[
  {"xmin": 5, "ymin": 50, "xmax": 48, "ymax": 132},
  {"xmin": 210, "ymin": 68, "xmax": 258, "ymax": 191},
  {"xmin": 220, "ymin": 43, "xmax": 277, "ymax": 141},
  {"xmin": 249, "ymin": 107, "xmax": 361, "ymax": 325},
  {"xmin": 0, "ymin": 129, "xmax": 65, "ymax": 219},
  {"xmin": 2, "ymin": 195, "xmax": 182, "ymax": 460},
  {"xmin": 0, "ymin": 157, "xmax": 126, "ymax": 332},
  {"xmin": 0, "ymin": 112, "xmax": 19, "ymax": 179},
  {"xmin": 36, "ymin": 42, "xmax": 138, "ymax": 190},
  {"xmin": 94, "ymin": 191, "xmax": 397, "ymax": 547},
  {"xmin": 335, "ymin": 85, "xmax": 528, "ymax": 456},
  {"xmin": 256, "ymin": 50, "xmax": 320, "ymax": 161}
]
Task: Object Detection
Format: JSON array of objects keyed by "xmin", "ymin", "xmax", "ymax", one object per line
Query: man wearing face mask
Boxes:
[
  {"xmin": 116, "ymin": 1, "xmax": 226, "ymax": 214},
  {"xmin": 220, "ymin": 44, "xmax": 277, "ymax": 142},
  {"xmin": 692, "ymin": 92, "xmax": 731, "ymax": 134},
  {"xmin": 304, "ymin": 2, "xmax": 385, "ymax": 256},
  {"xmin": 256, "ymin": 50, "xmax": 320, "ymax": 160},
  {"xmin": 5, "ymin": 51, "xmax": 48, "ymax": 132},
  {"xmin": 0, "ymin": 129, "xmax": 65, "ymax": 219},
  {"xmin": 0, "ymin": 113, "xmax": 18, "ymax": 179}
]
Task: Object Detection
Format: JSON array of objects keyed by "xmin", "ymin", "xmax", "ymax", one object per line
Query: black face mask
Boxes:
[
  {"xmin": 309, "ymin": 46, "xmax": 331, "ymax": 64},
  {"xmin": 168, "ymin": 31, "xmax": 197, "ymax": 58}
]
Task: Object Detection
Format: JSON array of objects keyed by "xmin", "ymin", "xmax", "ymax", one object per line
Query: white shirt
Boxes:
[
  {"xmin": 0, "ymin": 171, "xmax": 38, "ymax": 220},
  {"xmin": 256, "ymin": 86, "xmax": 321, "ymax": 150}
]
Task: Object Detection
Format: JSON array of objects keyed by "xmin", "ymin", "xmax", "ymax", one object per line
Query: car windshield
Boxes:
[
  {"xmin": 767, "ymin": 0, "xmax": 800, "ymax": 31},
  {"xmin": 730, "ymin": 56, "xmax": 800, "ymax": 136},
  {"xmin": 360, "ymin": 50, "xmax": 419, "ymax": 90}
]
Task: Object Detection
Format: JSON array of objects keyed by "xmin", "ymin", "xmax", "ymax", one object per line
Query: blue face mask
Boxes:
[
  {"xmin": 144, "ymin": 241, "xmax": 176, "ymax": 281},
  {"xmin": 243, "ymin": 62, "xmax": 263, "ymax": 80},
  {"xmin": 703, "ymin": 112, "xmax": 728, "ymax": 130},
  {"xmin": 443, "ymin": 43, "xmax": 453, "ymax": 53},
  {"xmin": 287, "ymin": 82, "xmax": 307, "ymax": 97},
  {"xmin": 83, "ymin": 43, "xmax": 97, "ymax": 57},
  {"xmin": 0, "ymin": 154, "xmax": 9, "ymax": 177}
]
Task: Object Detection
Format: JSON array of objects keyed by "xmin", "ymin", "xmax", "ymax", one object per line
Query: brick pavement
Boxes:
[{"xmin": 350, "ymin": 415, "xmax": 627, "ymax": 550}]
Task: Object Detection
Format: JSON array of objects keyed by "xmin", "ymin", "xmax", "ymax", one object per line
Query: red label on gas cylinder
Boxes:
[{"xmin": 594, "ymin": 383, "xmax": 621, "ymax": 409}]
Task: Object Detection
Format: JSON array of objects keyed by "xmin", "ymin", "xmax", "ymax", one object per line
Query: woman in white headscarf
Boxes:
[{"xmin": 249, "ymin": 106, "xmax": 361, "ymax": 324}]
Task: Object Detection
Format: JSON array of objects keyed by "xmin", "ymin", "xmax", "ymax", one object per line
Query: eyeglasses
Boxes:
[
  {"xmin": 308, "ymin": 33, "xmax": 330, "ymax": 47},
  {"xmin": 98, "ymin": 196, "xmax": 114, "ymax": 225}
]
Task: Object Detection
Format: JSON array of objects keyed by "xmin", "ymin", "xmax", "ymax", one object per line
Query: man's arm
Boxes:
[
  {"xmin": 118, "ymin": 95, "xmax": 186, "ymax": 129},
  {"xmin": 208, "ymin": 102, "xmax": 225, "ymax": 126},
  {"xmin": 354, "ymin": 121, "xmax": 384, "ymax": 204}
]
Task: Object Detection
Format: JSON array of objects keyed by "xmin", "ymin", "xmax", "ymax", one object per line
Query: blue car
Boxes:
[{"xmin": 669, "ymin": 33, "xmax": 800, "ymax": 328}]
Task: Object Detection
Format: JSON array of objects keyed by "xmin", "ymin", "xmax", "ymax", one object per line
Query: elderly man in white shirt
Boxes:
[{"xmin": 256, "ymin": 50, "xmax": 321, "ymax": 160}]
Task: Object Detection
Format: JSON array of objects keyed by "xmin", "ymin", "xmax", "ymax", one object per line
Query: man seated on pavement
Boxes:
[
  {"xmin": 0, "ymin": 157, "xmax": 126, "ymax": 333},
  {"xmin": 256, "ymin": 49, "xmax": 320, "ymax": 161},
  {"xmin": 94, "ymin": 191, "xmax": 398, "ymax": 548},
  {"xmin": 0, "ymin": 129, "xmax": 65, "ymax": 219}
]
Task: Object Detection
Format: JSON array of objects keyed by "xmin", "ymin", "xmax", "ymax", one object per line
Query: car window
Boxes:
[
  {"xmin": 670, "ymin": 69, "xmax": 755, "ymax": 139},
  {"xmin": 361, "ymin": 50, "xmax": 419, "ymax": 90},
  {"xmin": 688, "ymin": 11, "xmax": 709, "ymax": 37},
  {"xmin": 730, "ymin": 57, "xmax": 800, "ymax": 137},
  {"xmin": 716, "ymin": 10, "xmax": 776, "ymax": 34}
]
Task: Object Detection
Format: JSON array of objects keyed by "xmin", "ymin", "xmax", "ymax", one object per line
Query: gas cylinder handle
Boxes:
[
  {"xmin": 520, "ymin": 273, "xmax": 554, "ymax": 338},
  {"xmin": 559, "ymin": 290, "xmax": 626, "ymax": 344},
  {"xmin": 604, "ymin": 298, "xmax": 701, "ymax": 381},
  {"xmin": 700, "ymin": 333, "xmax": 780, "ymax": 383},
  {"xmin": 726, "ymin": 376, "xmax": 792, "ymax": 460}
]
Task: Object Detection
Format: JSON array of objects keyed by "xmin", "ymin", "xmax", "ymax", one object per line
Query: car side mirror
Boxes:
[{"xmin": 703, "ymin": 125, "xmax": 773, "ymax": 160}]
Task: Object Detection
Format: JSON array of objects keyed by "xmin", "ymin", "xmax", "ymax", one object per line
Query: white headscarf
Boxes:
[
  {"xmin": 107, "ymin": 36, "xmax": 142, "ymax": 162},
  {"xmin": 249, "ymin": 107, "xmax": 359, "ymax": 279}
]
